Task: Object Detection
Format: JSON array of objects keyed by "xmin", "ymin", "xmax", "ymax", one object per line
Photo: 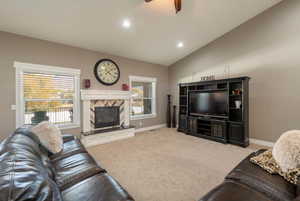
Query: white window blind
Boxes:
[
  {"xmin": 15, "ymin": 62, "xmax": 81, "ymax": 129},
  {"xmin": 24, "ymin": 73, "xmax": 75, "ymax": 125}
]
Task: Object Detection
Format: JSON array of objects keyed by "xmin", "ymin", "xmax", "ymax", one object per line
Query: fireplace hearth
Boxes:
[{"xmin": 94, "ymin": 106, "xmax": 120, "ymax": 129}]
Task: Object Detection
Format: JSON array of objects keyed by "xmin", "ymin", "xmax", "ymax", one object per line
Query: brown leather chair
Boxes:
[
  {"xmin": 199, "ymin": 150, "xmax": 297, "ymax": 201},
  {"xmin": 0, "ymin": 127, "xmax": 134, "ymax": 201}
]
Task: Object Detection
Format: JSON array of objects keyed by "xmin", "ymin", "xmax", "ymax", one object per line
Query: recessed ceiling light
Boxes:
[
  {"xmin": 122, "ymin": 19, "xmax": 131, "ymax": 29},
  {"xmin": 177, "ymin": 42, "xmax": 184, "ymax": 48}
]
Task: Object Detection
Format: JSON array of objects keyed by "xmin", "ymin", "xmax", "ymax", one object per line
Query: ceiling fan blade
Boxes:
[
  {"xmin": 145, "ymin": 0, "xmax": 153, "ymax": 2},
  {"xmin": 174, "ymin": 0, "xmax": 182, "ymax": 13}
]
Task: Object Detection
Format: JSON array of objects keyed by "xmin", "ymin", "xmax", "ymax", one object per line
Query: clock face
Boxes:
[{"xmin": 94, "ymin": 59, "xmax": 120, "ymax": 85}]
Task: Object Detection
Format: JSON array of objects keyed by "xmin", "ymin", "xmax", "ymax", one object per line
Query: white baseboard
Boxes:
[
  {"xmin": 135, "ymin": 124, "xmax": 166, "ymax": 133},
  {"xmin": 250, "ymin": 138, "xmax": 275, "ymax": 147},
  {"xmin": 136, "ymin": 125, "xmax": 275, "ymax": 147}
]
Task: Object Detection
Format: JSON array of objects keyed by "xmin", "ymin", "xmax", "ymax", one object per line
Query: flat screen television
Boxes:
[{"xmin": 189, "ymin": 91, "xmax": 228, "ymax": 117}]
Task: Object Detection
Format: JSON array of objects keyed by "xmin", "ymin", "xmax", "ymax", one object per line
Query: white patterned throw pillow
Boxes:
[
  {"xmin": 272, "ymin": 130, "xmax": 300, "ymax": 172},
  {"xmin": 31, "ymin": 121, "xmax": 63, "ymax": 154}
]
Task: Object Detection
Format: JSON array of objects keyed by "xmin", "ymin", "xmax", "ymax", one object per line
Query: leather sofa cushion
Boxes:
[
  {"xmin": 53, "ymin": 152, "xmax": 105, "ymax": 190},
  {"xmin": 0, "ymin": 132, "xmax": 62, "ymax": 201},
  {"xmin": 12, "ymin": 128, "xmax": 46, "ymax": 157},
  {"xmin": 199, "ymin": 180, "xmax": 275, "ymax": 201},
  {"xmin": 226, "ymin": 150, "xmax": 296, "ymax": 201},
  {"xmin": 13, "ymin": 128, "xmax": 55, "ymax": 177},
  {"xmin": 62, "ymin": 134, "xmax": 76, "ymax": 143},
  {"xmin": 62, "ymin": 173, "xmax": 134, "ymax": 201},
  {"xmin": 50, "ymin": 138, "xmax": 86, "ymax": 162}
]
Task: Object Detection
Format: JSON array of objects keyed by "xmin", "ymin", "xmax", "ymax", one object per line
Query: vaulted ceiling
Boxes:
[{"xmin": 0, "ymin": 0, "xmax": 282, "ymax": 66}]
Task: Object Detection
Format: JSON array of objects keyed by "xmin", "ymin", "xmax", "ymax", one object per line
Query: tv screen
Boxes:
[{"xmin": 189, "ymin": 91, "xmax": 228, "ymax": 117}]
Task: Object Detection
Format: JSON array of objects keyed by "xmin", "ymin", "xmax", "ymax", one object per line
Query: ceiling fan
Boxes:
[{"xmin": 145, "ymin": 0, "xmax": 182, "ymax": 14}]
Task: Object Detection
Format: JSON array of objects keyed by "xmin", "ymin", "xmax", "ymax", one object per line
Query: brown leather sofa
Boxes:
[
  {"xmin": 1, "ymin": 127, "xmax": 297, "ymax": 201},
  {"xmin": 0, "ymin": 127, "xmax": 134, "ymax": 201},
  {"xmin": 199, "ymin": 149, "xmax": 297, "ymax": 201}
]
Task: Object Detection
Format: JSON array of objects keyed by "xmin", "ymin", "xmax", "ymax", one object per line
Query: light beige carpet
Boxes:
[{"xmin": 87, "ymin": 128, "xmax": 258, "ymax": 201}]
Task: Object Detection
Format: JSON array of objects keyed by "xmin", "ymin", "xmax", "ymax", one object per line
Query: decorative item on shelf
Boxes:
[
  {"xmin": 200, "ymin": 75, "xmax": 215, "ymax": 81},
  {"xmin": 232, "ymin": 89, "xmax": 242, "ymax": 95},
  {"xmin": 83, "ymin": 79, "xmax": 91, "ymax": 89},
  {"xmin": 172, "ymin": 105, "xmax": 177, "ymax": 128},
  {"xmin": 235, "ymin": 100, "xmax": 242, "ymax": 109},
  {"xmin": 167, "ymin": 95, "xmax": 171, "ymax": 128},
  {"xmin": 122, "ymin": 83, "xmax": 129, "ymax": 91}
]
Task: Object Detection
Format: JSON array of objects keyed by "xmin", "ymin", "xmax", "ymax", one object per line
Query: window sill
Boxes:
[
  {"xmin": 57, "ymin": 123, "xmax": 80, "ymax": 130},
  {"xmin": 130, "ymin": 114, "xmax": 157, "ymax": 121}
]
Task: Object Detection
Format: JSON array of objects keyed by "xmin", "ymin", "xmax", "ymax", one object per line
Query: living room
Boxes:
[{"xmin": 0, "ymin": 0, "xmax": 300, "ymax": 201}]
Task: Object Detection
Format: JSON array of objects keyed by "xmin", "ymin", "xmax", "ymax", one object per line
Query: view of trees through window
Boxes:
[{"xmin": 24, "ymin": 73, "xmax": 74, "ymax": 125}]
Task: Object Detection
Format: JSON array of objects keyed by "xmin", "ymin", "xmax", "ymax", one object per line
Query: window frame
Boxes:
[
  {"xmin": 14, "ymin": 62, "xmax": 81, "ymax": 129},
  {"xmin": 129, "ymin": 75, "xmax": 157, "ymax": 120}
]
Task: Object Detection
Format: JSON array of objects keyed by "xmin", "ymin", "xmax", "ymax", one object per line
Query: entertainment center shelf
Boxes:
[{"xmin": 178, "ymin": 77, "xmax": 250, "ymax": 147}]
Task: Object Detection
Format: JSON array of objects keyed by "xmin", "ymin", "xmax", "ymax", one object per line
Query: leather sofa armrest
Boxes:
[
  {"xmin": 62, "ymin": 134, "xmax": 75, "ymax": 143},
  {"xmin": 296, "ymin": 179, "xmax": 300, "ymax": 197},
  {"xmin": 225, "ymin": 149, "xmax": 296, "ymax": 201},
  {"xmin": 295, "ymin": 197, "xmax": 300, "ymax": 201}
]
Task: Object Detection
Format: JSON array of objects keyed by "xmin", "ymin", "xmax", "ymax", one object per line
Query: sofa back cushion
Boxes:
[{"xmin": 0, "ymin": 129, "xmax": 62, "ymax": 201}]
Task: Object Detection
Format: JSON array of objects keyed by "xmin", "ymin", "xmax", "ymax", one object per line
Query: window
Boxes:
[
  {"xmin": 15, "ymin": 62, "xmax": 80, "ymax": 129},
  {"xmin": 129, "ymin": 76, "xmax": 157, "ymax": 120}
]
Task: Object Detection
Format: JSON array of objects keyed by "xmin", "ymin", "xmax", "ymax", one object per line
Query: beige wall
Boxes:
[
  {"xmin": 169, "ymin": 1, "xmax": 300, "ymax": 142},
  {"xmin": 0, "ymin": 31, "xmax": 168, "ymax": 140}
]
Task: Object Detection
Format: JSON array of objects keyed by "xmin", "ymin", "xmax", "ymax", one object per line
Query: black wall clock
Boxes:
[{"xmin": 94, "ymin": 59, "xmax": 120, "ymax": 86}]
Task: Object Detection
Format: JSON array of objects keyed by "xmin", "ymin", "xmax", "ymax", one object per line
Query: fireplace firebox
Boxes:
[{"xmin": 94, "ymin": 106, "xmax": 120, "ymax": 128}]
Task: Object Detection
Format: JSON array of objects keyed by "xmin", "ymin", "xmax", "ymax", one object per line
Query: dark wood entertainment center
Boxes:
[{"xmin": 178, "ymin": 76, "xmax": 250, "ymax": 147}]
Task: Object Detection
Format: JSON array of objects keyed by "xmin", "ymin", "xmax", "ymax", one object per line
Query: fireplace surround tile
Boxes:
[{"xmin": 80, "ymin": 90, "xmax": 134, "ymax": 146}]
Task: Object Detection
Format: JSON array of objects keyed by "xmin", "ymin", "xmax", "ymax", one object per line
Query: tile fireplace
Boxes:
[{"xmin": 81, "ymin": 90, "xmax": 135, "ymax": 147}]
